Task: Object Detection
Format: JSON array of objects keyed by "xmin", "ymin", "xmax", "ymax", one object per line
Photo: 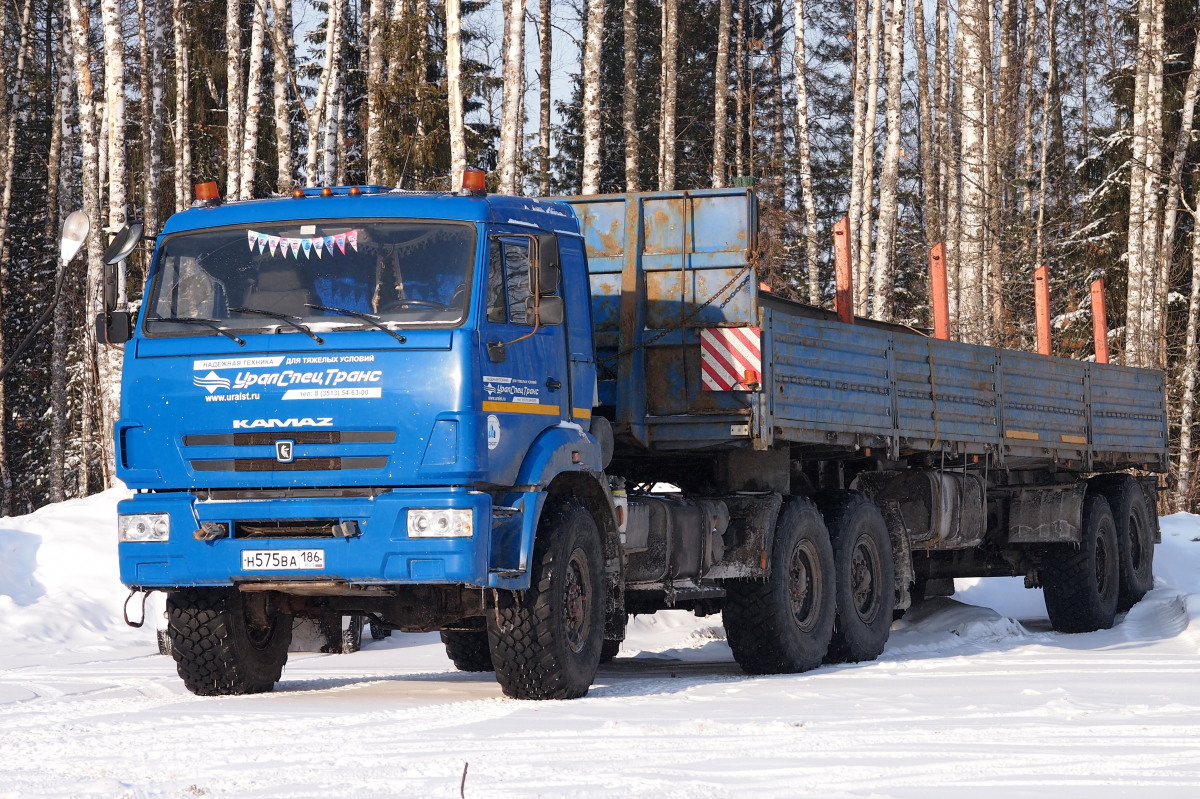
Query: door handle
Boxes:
[{"xmin": 546, "ymin": 378, "xmax": 562, "ymax": 390}]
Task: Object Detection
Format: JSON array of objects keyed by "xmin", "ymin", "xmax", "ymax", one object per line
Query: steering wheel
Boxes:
[{"xmin": 382, "ymin": 298, "xmax": 449, "ymax": 312}]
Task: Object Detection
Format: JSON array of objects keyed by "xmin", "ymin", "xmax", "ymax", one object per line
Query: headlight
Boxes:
[
  {"xmin": 118, "ymin": 513, "xmax": 171, "ymax": 542},
  {"xmin": 407, "ymin": 508, "xmax": 473, "ymax": 538}
]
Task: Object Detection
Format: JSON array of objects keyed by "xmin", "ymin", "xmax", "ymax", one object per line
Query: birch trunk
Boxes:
[
  {"xmin": 911, "ymin": 0, "xmax": 938, "ymax": 242},
  {"xmin": 498, "ymin": 0, "xmax": 527, "ymax": 194},
  {"xmin": 870, "ymin": 0, "xmax": 905, "ymax": 323},
  {"xmin": 271, "ymin": 0, "xmax": 294, "ymax": 192},
  {"xmin": 847, "ymin": 0, "xmax": 870, "ymax": 313},
  {"xmin": 1158, "ymin": 20, "xmax": 1200, "ymax": 287},
  {"xmin": 446, "ymin": 0, "xmax": 466, "ymax": 189},
  {"xmin": 539, "ymin": 0, "xmax": 553, "ymax": 194},
  {"xmin": 1033, "ymin": 0, "xmax": 1057, "ymax": 270},
  {"xmin": 367, "ymin": 0, "xmax": 386, "ymax": 183},
  {"xmin": 1020, "ymin": 0, "xmax": 1039, "ymax": 218},
  {"xmin": 321, "ymin": 0, "xmax": 346, "ymax": 185},
  {"xmin": 225, "ymin": 0, "xmax": 245, "ymax": 198},
  {"xmin": 658, "ymin": 0, "xmax": 678, "ymax": 191},
  {"xmin": 50, "ymin": 19, "xmax": 74, "ymax": 502},
  {"xmin": 304, "ymin": 2, "xmax": 341, "ymax": 186},
  {"xmin": 712, "ymin": 0, "xmax": 731, "ymax": 189},
  {"xmin": 1175, "ymin": 181, "xmax": 1200, "ymax": 510},
  {"xmin": 173, "ymin": 0, "xmax": 193, "ymax": 210},
  {"xmin": 934, "ymin": 0, "xmax": 950, "ymax": 247},
  {"xmin": 958, "ymin": 0, "xmax": 988, "ymax": 345},
  {"xmin": 855, "ymin": 0, "xmax": 883, "ymax": 315},
  {"xmin": 68, "ymin": 0, "xmax": 106, "ymax": 492},
  {"xmin": 734, "ymin": 0, "xmax": 746, "ymax": 177},
  {"xmin": 1140, "ymin": 3, "xmax": 1166, "ymax": 367},
  {"xmin": 239, "ymin": 1, "xmax": 267, "ymax": 198},
  {"xmin": 138, "ymin": 0, "xmax": 165, "ymax": 231},
  {"xmin": 580, "ymin": 0, "xmax": 606, "ymax": 194},
  {"xmin": 793, "ymin": 0, "xmax": 820, "ymax": 304}
]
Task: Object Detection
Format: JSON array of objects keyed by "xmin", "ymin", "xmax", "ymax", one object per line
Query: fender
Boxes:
[
  {"xmin": 486, "ymin": 424, "xmax": 604, "ymax": 591},
  {"xmin": 513, "ymin": 422, "xmax": 603, "ymax": 488}
]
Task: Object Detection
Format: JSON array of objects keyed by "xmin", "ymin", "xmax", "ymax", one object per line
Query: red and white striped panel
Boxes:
[{"xmin": 700, "ymin": 327, "xmax": 762, "ymax": 391}]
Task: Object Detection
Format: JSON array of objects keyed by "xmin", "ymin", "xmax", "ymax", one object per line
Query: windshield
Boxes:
[{"xmin": 143, "ymin": 220, "xmax": 475, "ymax": 336}]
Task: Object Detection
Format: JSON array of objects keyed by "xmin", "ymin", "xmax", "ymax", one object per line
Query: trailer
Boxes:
[{"xmin": 94, "ymin": 180, "xmax": 1166, "ymax": 699}]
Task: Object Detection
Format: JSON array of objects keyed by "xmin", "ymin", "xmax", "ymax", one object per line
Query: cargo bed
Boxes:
[{"xmin": 563, "ymin": 189, "xmax": 1168, "ymax": 472}]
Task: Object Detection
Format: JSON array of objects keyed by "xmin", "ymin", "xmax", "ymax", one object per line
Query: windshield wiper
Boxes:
[
  {"xmin": 229, "ymin": 307, "xmax": 324, "ymax": 344},
  {"xmin": 148, "ymin": 316, "xmax": 246, "ymax": 346},
  {"xmin": 306, "ymin": 303, "xmax": 407, "ymax": 343}
]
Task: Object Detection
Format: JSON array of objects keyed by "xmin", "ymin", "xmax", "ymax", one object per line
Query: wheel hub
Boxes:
[
  {"xmin": 850, "ymin": 535, "xmax": 881, "ymax": 623},
  {"xmin": 789, "ymin": 539, "xmax": 822, "ymax": 633}
]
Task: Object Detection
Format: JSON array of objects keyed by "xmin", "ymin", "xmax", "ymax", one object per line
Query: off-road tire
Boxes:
[
  {"xmin": 156, "ymin": 627, "xmax": 173, "ymax": 656},
  {"xmin": 1089, "ymin": 475, "xmax": 1155, "ymax": 611},
  {"xmin": 487, "ymin": 497, "xmax": 604, "ymax": 699},
  {"xmin": 723, "ymin": 497, "xmax": 836, "ymax": 674},
  {"xmin": 342, "ymin": 615, "xmax": 364, "ymax": 654},
  {"xmin": 166, "ymin": 588, "xmax": 292, "ymax": 696},
  {"xmin": 817, "ymin": 490, "xmax": 895, "ymax": 664},
  {"xmin": 441, "ymin": 630, "xmax": 494, "ymax": 672},
  {"xmin": 599, "ymin": 639, "xmax": 621, "ymax": 664},
  {"xmin": 1043, "ymin": 494, "xmax": 1120, "ymax": 633}
]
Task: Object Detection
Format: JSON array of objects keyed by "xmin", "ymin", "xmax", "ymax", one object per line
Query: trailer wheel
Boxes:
[
  {"xmin": 441, "ymin": 630, "xmax": 494, "ymax": 672},
  {"xmin": 166, "ymin": 588, "xmax": 292, "ymax": 696},
  {"xmin": 488, "ymin": 497, "xmax": 604, "ymax": 699},
  {"xmin": 724, "ymin": 497, "xmax": 835, "ymax": 674},
  {"xmin": 1089, "ymin": 476, "xmax": 1155, "ymax": 611},
  {"xmin": 342, "ymin": 615, "xmax": 365, "ymax": 654},
  {"xmin": 1043, "ymin": 494, "xmax": 1120, "ymax": 632},
  {"xmin": 818, "ymin": 490, "xmax": 895, "ymax": 664}
]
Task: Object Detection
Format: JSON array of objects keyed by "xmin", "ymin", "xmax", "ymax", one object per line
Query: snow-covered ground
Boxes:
[{"xmin": 2, "ymin": 489, "xmax": 1199, "ymax": 797}]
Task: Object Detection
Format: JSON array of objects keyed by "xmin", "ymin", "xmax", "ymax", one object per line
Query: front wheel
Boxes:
[
  {"xmin": 488, "ymin": 497, "xmax": 605, "ymax": 699},
  {"xmin": 724, "ymin": 497, "xmax": 836, "ymax": 674},
  {"xmin": 166, "ymin": 588, "xmax": 292, "ymax": 696}
]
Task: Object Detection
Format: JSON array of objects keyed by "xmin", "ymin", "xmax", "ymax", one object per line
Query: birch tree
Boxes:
[
  {"xmin": 793, "ymin": 0, "xmax": 820, "ymax": 304},
  {"xmin": 173, "ymin": 0, "xmax": 193, "ymax": 210},
  {"xmin": 239, "ymin": 2, "xmax": 267, "ymax": 199},
  {"xmin": 623, "ymin": 0, "xmax": 639, "ymax": 191},
  {"xmin": 304, "ymin": 0, "xmax": 344, "ymax": 186},
  {"xmin": 446, "ymin": 0, "xmax": 466, "ymax": 189},
  {"xmin": 367, "ymin": 0, "xmax": 386, "ymax": 183},
  {"xmin": 538, "ymin": 0, "xmax": 553, "ymax": 195},
  {"xmin": 855, "ymin": 0, "xmax": 882, "ymax": 314},
  {"xmin": 847, "ymin": 0, "xmax": 870, "ymax": 313},
  {"xmin": 1176, "ymin": 176, "xmax": 1200, "ymax": 509},
  {"xmin": 580, "ymin": 0, "xmax": 606, "ymax": 194},
  {"xmin": 712, "ymin": 0, "xmax": 731, "ymax": 189},
  {"xmin": 658, "ymin": 0, "xmax": 679, "ymax": 191},
  {"xmin": 271, "ymin": 0, "xmax": 295, "ymax": 192},
  {"xmin": 138, "ymin": 0, "xmax": 165, "ymax": 231},
  {"xmin": 497, "ymin": 0, "xmax": 526, "ymax": 194},
  {"xmin": 870, "ymin": 0, "xmax": 905, "ymax": 322},
  {"xmin": 225, "ymin": 0, "xmax": 245, "ymax": 198},
  {"xmin": 956, "ymin": 0, "xmax": 987, "ymax": 344}
]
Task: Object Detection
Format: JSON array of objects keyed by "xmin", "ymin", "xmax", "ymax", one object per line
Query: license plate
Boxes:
[{"xmin": 241, "ymin": 549, "xmax": 325, "ymax": 571}]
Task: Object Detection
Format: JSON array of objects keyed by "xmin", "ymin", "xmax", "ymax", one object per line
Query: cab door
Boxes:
[{"xmin": 478, "ymin": 232, "xmax": 569, "ymax": 486}]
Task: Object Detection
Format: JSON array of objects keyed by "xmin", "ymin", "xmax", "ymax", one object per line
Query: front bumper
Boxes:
[{"xmin": 117, "ymin": 487, "xmax": 541, "ymax": 590}]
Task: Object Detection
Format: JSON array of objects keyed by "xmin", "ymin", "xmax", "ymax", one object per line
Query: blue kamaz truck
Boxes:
[{"xmin": 96, "ymin": 180, "xmax": 1167, "ymax": 699}]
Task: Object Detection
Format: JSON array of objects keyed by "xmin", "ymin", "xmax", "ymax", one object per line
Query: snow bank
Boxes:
[{"xmin": 0, "ymin": 486, "xmax": 150, "ymax": 661}]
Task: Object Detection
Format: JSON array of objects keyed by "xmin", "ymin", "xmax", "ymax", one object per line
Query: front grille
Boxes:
[
  {"xmin": 234, "ymin": 519, "xmax": 340, "ymax": 539},
  {"xmin": 191, "ymin": 457, "xmax": 389, "ymax": 472},
  {"xmin": 183, "ymin": 431, "xmax": 395, "ymax": 446}
]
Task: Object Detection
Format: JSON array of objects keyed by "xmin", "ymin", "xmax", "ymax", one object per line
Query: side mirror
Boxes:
[
  {"xmin": 529, "ymin": 295, "xmax": 564, "ymax": 326},
  {"xmin": 60, "ymin": 211, "xmax": 90, "ymax": 264},
  {"xmin": 535, "ymin": 234, "xmax": 560, "ymax": 295},
  {"xmin": 95, "ymin": 311, "xmax": 133, "ymax": 345},
  {"xmin": 100, "ymin": 221, "xmax": 143, "ymax": 313},
  {"xmin": 103, "ymin": 221, "xmax": 144, "ymax": 265}
]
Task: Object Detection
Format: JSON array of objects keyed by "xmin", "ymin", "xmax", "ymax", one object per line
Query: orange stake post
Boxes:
[
  {"xmin": 834, "ymin": 217, "xmax": 853, "ymax": 324},
  {"xmin": 930, "ymin": 242, "xmax": 948, "ymax": 340},
  {"xmin": 1034, "ymin": 265, "xmax": 1051, "ymax": 356},
  {"xmin": 1090, "ymin": 279, "xmax": 1110, "ymax": 364}
]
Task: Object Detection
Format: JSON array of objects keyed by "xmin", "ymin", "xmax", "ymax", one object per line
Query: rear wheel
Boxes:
[
  {"xmin": 724, "ymin": 497, "xmax": 836, "ymax": 674},
  {"xmin": 441, "ymin": 630, "xmax": 494, "ymax": 672},
  {"xmin": 166, "ymin": 588, "xmax": 292, "ymax": 696},
  {"xmin": 1089, "ymin": 476, "xmax": 1155, "ymax": 611},
  {"xmin": 599, "ymin": 639, "xmax": 621, "ymax": 664},
  {"xmin": 488, "ymin": 497, "xmax": 604, "ymax": 699},
  {"xmin": 817, "ymin": 490, "xmax": 895, "ymax": 664},
  {"xmin": 1043, "ymin": 494, "xmax": 1120, "ymax": 633}
]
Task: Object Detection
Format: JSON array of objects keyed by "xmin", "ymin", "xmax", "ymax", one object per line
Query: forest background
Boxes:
[{"xmin": 0, "ymin": 0, "xmax": 1197, "ymax": 516}]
